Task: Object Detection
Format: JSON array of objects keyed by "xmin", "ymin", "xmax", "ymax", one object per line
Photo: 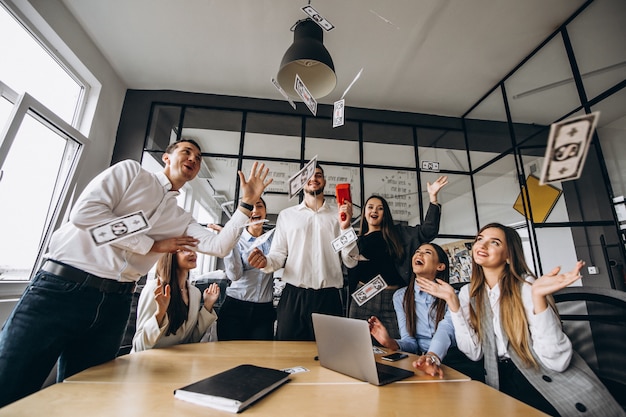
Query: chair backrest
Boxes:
[{"xmin": 553, "ymin": 286, "xmax": 626, "ymax": 410}]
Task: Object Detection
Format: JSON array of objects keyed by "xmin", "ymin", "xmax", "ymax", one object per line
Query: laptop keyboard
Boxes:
[{"xmin": 376, "ymin": 362, "xmax": 414, "ymax": 384}]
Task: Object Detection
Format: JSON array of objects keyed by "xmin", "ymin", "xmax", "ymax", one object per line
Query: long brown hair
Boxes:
[
  {"xmin": 403, "ymin": 243, "xmax": 449, "ymax": 336},
  {"xmin": 468, "ymin": 223, "xmax": 557, "ymax": 368},
  {"xmin": 359, "ymin": 195, "xmax": 404, "ymax": 261},
  {"xmin": 155, "ymin": 252, "xmax": 189, "ymax": 336}
]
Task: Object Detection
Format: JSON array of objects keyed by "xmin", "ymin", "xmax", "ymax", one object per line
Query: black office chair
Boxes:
[{"xmin": 553, "ymin": 286, "xmax": 626, "ymax": 411}]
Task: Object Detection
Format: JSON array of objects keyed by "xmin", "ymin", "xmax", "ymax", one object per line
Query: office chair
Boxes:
[{"xmin": 553, "ymin": 286, "xmax": 626, "ymax": 411}]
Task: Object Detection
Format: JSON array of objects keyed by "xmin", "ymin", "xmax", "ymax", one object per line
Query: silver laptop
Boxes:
[{"xmin": 312, "ymin": 313, "xmax": 414, "ymax": 385}]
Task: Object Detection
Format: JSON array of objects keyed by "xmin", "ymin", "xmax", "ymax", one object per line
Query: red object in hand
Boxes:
[{"xmin": 335, "ymin": 183, "xmax": 352, "ymax": 221}]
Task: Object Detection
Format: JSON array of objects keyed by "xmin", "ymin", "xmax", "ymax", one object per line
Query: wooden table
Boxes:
[{"xmin": 0, "ymin": 341, "xmax": 548, "ymax": 416}]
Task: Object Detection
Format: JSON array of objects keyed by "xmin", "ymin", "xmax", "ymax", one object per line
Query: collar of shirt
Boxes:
[
  {"xmin": 415, "ymin": 283, "xmax": 436, "ymax": 301},
  {"xmin": 296, "ymin": 198, "xmax": 330, "ymax": 212},
  {"xmin": 155, "ymin": 171, "xmax": 179, "ymax": 194},
  {"xmin": 242, "ymin": 228, "xmax": 255, "ymax": 242}
]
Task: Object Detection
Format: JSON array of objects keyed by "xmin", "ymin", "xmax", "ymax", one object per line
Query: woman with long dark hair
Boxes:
[
  {"xmin": 417, "ymin": 223, "xmax": 623, "ymax": 416},
  {"xmin": 132, "ymin": 250, "xmax": 220, "ymax": 352},
  {"xmin": 369, "ymin": 243, "xmax": 483, "ymax": 380},
  {"xmin": 347, "ymin": 176, "xmax": 447, "ymax": 338}
]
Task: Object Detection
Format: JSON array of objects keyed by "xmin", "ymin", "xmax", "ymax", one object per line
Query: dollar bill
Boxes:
[
  {"xmin": 539, "ymin": 112, "xmax": 600, "ymax": 185},
  {"xmin": 351, "ymin": 275, "xmax": 388, "ymax": 307},
  {"xmin": 89, "ymin": 211, "xmax": 150, "ymax": 246}
]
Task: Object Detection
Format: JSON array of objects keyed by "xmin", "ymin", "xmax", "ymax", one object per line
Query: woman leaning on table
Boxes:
[
  {"xmin": 368, "ymin": 242, "xmax": 483, "ymax": 381},
  {"xmin": 417, "ymin": 222, "xmax": 624, "ymax": 417},
  {"xmin": 132, "ymin": 249, "xmax": 220, "ymax": 352}
]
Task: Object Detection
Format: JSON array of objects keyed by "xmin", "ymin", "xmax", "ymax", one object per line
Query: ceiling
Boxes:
[{"xmin": 61, "ymin": 0, "xmax": 588, "ymax": 118}]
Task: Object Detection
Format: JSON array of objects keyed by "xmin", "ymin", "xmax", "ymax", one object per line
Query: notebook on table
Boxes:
[{"xmin": 312, "ymin": 313, "xmax": 414, "ymax": 386}]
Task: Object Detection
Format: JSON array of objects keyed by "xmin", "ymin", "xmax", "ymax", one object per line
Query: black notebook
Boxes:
[{"xmin": 174, "ymin": 364, "xmax": 290, "ymax": 413}]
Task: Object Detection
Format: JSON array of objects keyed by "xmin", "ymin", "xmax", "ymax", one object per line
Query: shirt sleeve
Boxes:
[
  {"xmin": 185, "ymin": 209, "xmax": 247, "ymax": 257},
  {"xmin": 132, "ymin": 278, "xmax": 167, "ymax": 352},
  {"xmin": 223, "ymin": 241, "xmax": 244, "ymax": 282},
  {"xmin": 449, "ymin": 285, "xmax": 483, "ymax": 361},
  {"xmin": 428, "ymin": 309, "xmax": 455, "ymax": 361},
  {"xmin": 191, "ymin": 294, "xmax": 218, "ymax": 343},
  {"xmin": 340, "ymin": 239, "xmax": 359, "ymax": 268},
  {"xmin": 404, "ymin": 203, "xmax": 441, "ymax": 243},
  {"xmin": 262, "ymin": 213, "xmax": 288, "ymax": 273},
  {"xmin": 523, "ymin": 281, "xmax": 573, "ymax": 371},
  {"xmin": 393, "ymin": 289, "xmax": 418, "ymax": 354}
]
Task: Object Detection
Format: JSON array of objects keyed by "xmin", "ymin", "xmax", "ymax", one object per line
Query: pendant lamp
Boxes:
[{"xmin": 276, "ymin": 18, "xmax": 336, "ymax": 99}]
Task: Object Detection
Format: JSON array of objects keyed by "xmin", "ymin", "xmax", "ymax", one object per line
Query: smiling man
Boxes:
[
  {"xmin": 248, "ymin": 164, "xmax": 359, "ymax": 341},
  {"xmin": 0, "ymin": 139, "xmax": 272, "ymax": 407}
]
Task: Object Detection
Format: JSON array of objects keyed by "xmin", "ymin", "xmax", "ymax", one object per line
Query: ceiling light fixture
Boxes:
[{"xmin": 276, "ymin": 18, "xmax": 336, "ymax": 99}]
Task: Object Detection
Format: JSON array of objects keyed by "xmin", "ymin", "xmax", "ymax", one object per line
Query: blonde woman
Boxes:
[{"xmin": 418, "ymin": 223, "xmax": 623, "ymax": 416}]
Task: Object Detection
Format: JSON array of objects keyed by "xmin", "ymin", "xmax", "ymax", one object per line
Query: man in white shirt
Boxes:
[
  {"xmin": 248, "ymin": 164, "xmax": 358, "ymax": 340},
  {"xmin": 0, "ymin": 139, "xmax": 272, "ymax": 407}
]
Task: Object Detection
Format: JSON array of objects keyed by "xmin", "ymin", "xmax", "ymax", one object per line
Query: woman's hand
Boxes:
[
  {"xmin": 367, "ymin": 316, "xmax": 398, "ymax": 350},
  {"xmin": 248, "ymin": 247, "xmax": 267, "ymax": 268},
  {"xmin": 413, "ymin": 353, "xmax": 443, "ymax": 378},
  {"xmin": 415, "ymin": 276, "xmax": 461, "ymax": 312},
  {"xmin": 338, "ymin": 201, "xmax": 353, "ymax": 230},
  {"xmin": 531, "ymin": 260, "xmax": 585, "ymax": 313},
  {"xmin": 203, "ymin": 283, "xmax": 221, "ymax": 312},
  {"xmin": 154, "ymin": 279, "xmax": 171, "ymax": 326},
  {"xmin": 427, "ymin": 175, "xmax": 448, "ymax": 204}
]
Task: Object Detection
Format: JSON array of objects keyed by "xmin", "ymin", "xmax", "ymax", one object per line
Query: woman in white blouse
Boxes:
[
  {"xmin": 416, "ymin": 223, "xmax": 623, "ymax": 417},
  {"xmin": 132, "ymin": 250, "xmax": 220, "ymax": 352}
]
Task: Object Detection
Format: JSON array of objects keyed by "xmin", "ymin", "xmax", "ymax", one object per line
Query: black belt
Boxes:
[{"xmin": 41, "ymin": 260, "xmax": 136, "ymax": 294}]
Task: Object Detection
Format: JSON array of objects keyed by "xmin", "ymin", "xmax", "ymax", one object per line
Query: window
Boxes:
[{"xmin": 0, "ymin": 4, "xmax": 87, "ymax": 281}]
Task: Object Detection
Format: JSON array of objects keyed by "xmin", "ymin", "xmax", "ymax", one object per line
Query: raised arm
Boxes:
[
  {"xmin": 237, "ymin": 162, "xmax": 272, "ymax": 215},
  {"xmin": 531, "ymin": 260, "xmax": 584, "ymax": 314}
]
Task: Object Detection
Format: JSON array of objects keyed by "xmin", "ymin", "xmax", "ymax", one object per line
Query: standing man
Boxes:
[
  {"xmin": 248, "ymin": 164, "xmax": 358, "ymax": 341},
  {"xmin": 0, "ymin": 139, "xmax": 272, "ymax": 407}
]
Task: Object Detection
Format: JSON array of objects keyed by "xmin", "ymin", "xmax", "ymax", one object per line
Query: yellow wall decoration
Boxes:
[{"xmin": 513, "ymin": 175, "xmax": 562, "ymax": 223}]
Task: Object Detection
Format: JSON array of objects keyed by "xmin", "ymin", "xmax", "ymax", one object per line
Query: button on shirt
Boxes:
[
  {"xmin": 262, "ymin": 200, "xmax": 358, "ymax": 289},
  {"xmin": 393, "ymin": 282, "xmax": 456, "ymax": 360},
  {"xmin": 224, "ymin": 228, "xmax": 275, "ymax": 303},
  {"xmin": 48, "ymin": 160, "xmax": 248, "ymax": 282}
]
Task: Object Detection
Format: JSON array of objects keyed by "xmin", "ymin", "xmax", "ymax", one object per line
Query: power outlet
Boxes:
[{"xmin": 587, "ymin": 266, "xmax": 599, "ymax": 275}]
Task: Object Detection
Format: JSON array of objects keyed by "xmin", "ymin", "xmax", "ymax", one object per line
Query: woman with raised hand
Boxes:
[
  {"xmin": 417, "ymin": 223, "xmax": 624, "ymax": 417},
  {"xmin": 132, "ymin": 249, "xmax": 219, "ymax": 352},
  {"xmin": 348, "ymin": 176, "xmax": 448, "ymax": 339}
]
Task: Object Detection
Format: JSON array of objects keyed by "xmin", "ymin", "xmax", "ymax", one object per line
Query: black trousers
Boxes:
[
  {"xmin": 275, "ymin": 284, "xmax": 342, "ymax": 341},
  {"xmin": 216, "ymin": 296, "xmax": 276, "ymax": 341},
  {"xmin": 441, "ymin": 347, "xmax": 485, "ymax": 383}
]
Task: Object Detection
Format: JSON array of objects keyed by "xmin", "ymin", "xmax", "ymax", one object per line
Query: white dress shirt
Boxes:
[
  {"xmin": 48, "ymin": 160, "xmax": 247, "ymax": 282},
  {"xmin": 131, "ymin": 277, "xmax": 216, "ymax": 352},
  {"xmin": 262, "ymin": 200, "xmax": 358, "ymax": 289},
  {"xmin": 450, "ymin": 277, "xmax": 573, "ymax": 371}
]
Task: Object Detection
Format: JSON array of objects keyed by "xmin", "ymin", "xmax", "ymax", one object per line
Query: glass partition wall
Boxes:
[{"xmin": 135, "ymin": 0, "xmax": 624, "ymax": 290}]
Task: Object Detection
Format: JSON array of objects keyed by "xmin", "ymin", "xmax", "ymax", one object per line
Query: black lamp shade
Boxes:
[{"xmin": 277, "ymin": 19, "xmax": 336, "ymax": 99}]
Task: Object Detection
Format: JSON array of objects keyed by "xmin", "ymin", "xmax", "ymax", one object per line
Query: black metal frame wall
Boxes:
[{"xmin": 115, "ymin": 0, "xmax": 624, "ymax": 291}]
